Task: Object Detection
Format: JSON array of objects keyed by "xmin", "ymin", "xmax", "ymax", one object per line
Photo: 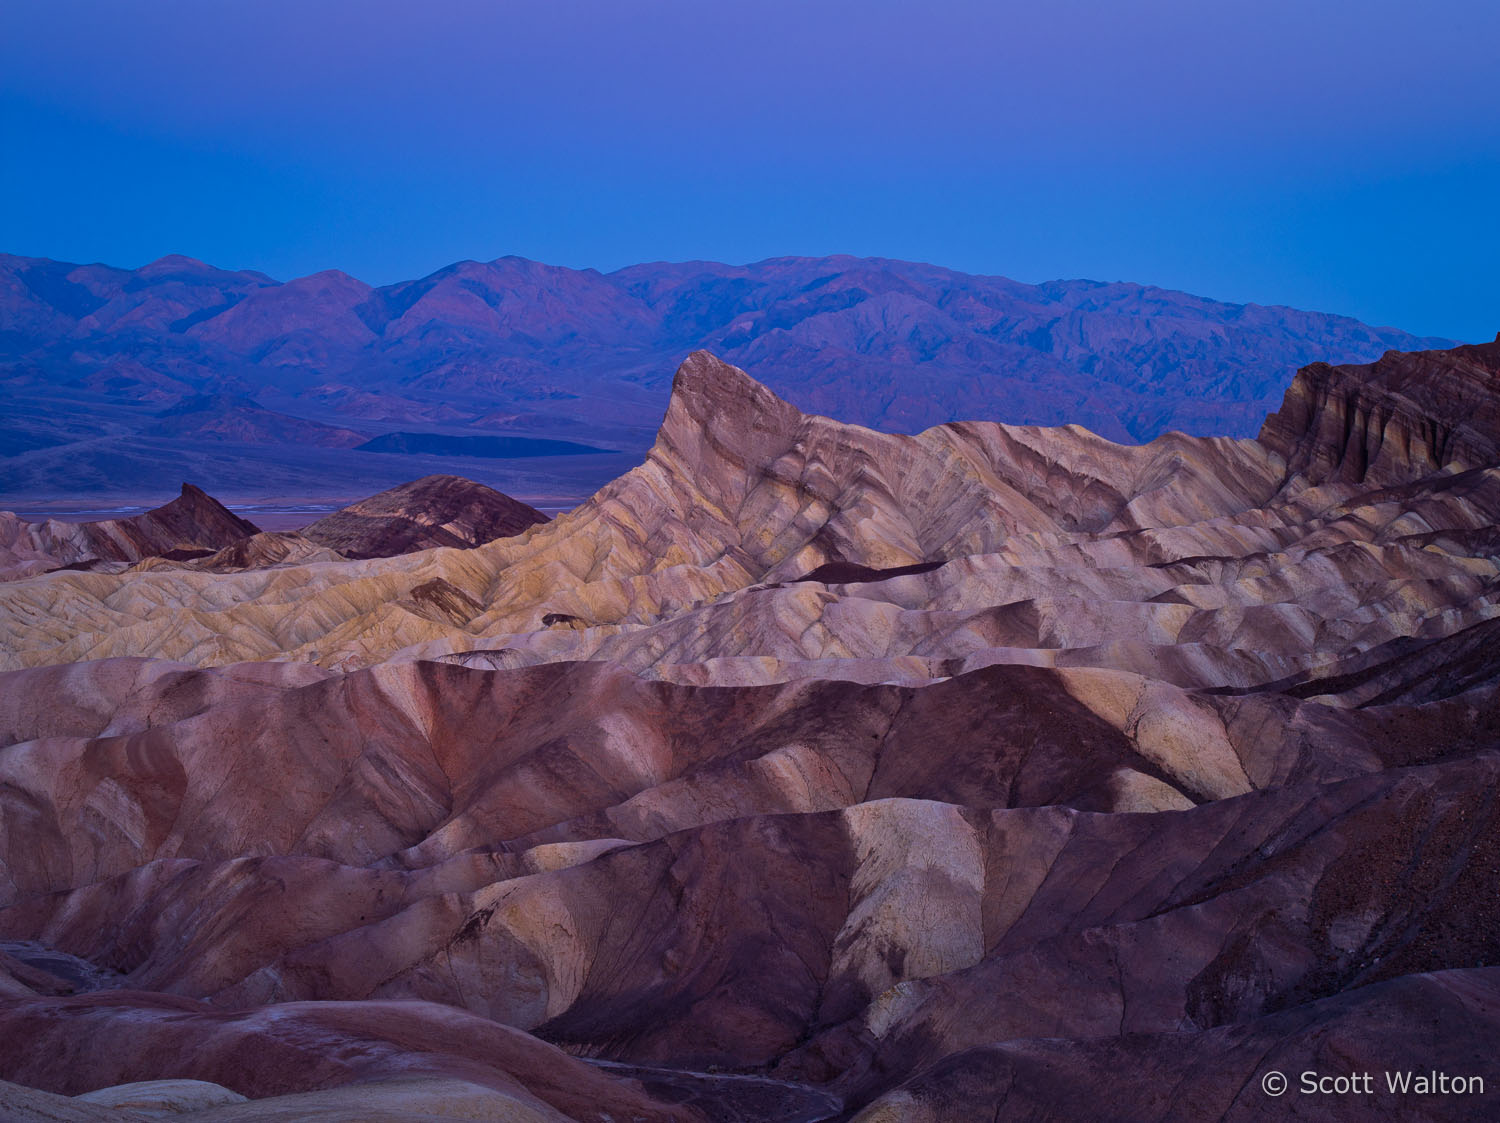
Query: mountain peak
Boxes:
[
  {"xmin": 2, "ymin": 251, "xmax": 1461, "ymax": 472},
  {"xmin": 157, "ymin": 483, "xmax": 262, "ymax": 538},
  {"xmin": 657, "ymin": 351, "xmax": 804, "ymax": 459},
  {"xmin": 667, "ymin": 349, "xmax": 800, "ymax": 421},
  {"xmin": 138, "ymin": 253, "xmax": 212, "ymax": 274}
]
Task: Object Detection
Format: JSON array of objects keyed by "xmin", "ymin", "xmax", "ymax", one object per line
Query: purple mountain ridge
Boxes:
[{"xmin": 0, "ymin": 251, "xmax": 1452, "ymax": 500}]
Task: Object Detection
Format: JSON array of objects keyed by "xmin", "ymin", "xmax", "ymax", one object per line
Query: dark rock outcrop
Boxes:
[
  {"xmin": 299, "ymin": 474, "xmax": 549, "ymax": 559},
  {"xmin": 1260, "ymin": 335, "xmax": 1500, "ymax": 488}
]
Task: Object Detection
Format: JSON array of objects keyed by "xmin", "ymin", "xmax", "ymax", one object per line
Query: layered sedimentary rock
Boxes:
[
  {"xmin": 2, "ymin": 348, "xmax": 1496, "ymax": 688},
  {"xmin": 0, "ymin": 473, "xmax": 553, "ymax": 586},
  {"xmin": 1261, "ymin": 337, "xmax": 1500, "ymax": 487},
  {"xmin": 1, "ymin": 341, "xmax": 1499, "ymax": 1119},
  {"xmin": 0, "ymin": 484, "xmax": 259, "ymax": 580}
]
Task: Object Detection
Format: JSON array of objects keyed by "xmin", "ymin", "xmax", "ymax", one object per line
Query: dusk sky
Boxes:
[{"xmin": 2, "ymin": 0, "xmax": 1497, "ymax": 340}]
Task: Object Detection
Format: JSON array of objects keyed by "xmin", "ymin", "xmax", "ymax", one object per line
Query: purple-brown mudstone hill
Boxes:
[
  {"xmin": 0, "ymin": 251, "xmax": 1452, "ymax": 499},
  {"xmin": 299, "ymin": 474, "xmax": 549, "ymax": 559},
  {"xmin": 0, "ymin": 474, "xmax": 548, "ymax": 579},
  {"xmin": 2, "ymin": 340, "xmax": 1499, "ymax": 1121},
  {"xmin": 0, "ymin": 484, "xmax": 260, "ymax": 579}
]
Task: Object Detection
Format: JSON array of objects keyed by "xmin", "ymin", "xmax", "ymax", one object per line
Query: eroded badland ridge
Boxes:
[{"xmin": 1, "ymin": 339, "xmax": 1499, "ymax": 1120}]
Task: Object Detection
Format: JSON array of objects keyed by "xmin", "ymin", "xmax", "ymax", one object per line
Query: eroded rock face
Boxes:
[
  {"xmin": 1, "ymin": 342, "xmax": 1499, "ymax": 1118},
  {"xmin": 2, "ymin": 349, "xmax": 1496, "ymax": 694},
  {"xmin": 0, "ymin": 484, "xmax": 259, "ymax": 580},
  {"xmin": 1260, "ymin": 336, "xmax": 1500, "ymax": 488},
  {"xmin": 0, "ymin": 473, "xmax": 555, "ymax": 587}
]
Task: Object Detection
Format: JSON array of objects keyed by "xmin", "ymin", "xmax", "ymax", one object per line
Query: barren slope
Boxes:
[
  {"xmin": 2, "ymin": 349, "xmax": 1496, "ymax": 694},
  {"xmin": 300, "ymin": 474, "xmax": 550, "ymax": 559},
  {"xmin": 2, "ymin": 340, "xmax": 1499, "ymax": 1119},
  {"xmin": 0, "ymin": 484, "xmax": 259, "ymax": 581}
]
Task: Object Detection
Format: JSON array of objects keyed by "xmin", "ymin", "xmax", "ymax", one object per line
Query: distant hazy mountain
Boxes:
[{"xmin": 0, "ymin": 251, "xmax": 1451, "ymax": 499}]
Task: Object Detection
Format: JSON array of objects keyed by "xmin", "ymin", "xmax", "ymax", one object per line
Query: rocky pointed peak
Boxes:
[
  {"xmin": 0, "ymin": 483, "xmax": 260, "ymax": 574},
  {"xmin": 657, "ymin": 351, "xmax": 804, "ymax": 455},
  {"xmin": 152, "ymin": 484, "xmax": 262, "ymax": 540}
]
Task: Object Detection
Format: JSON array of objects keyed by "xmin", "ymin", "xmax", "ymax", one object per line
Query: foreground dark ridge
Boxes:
[{"xmin": 0, "ymin": 338, "xmax": 1498, "ymax": 1120}]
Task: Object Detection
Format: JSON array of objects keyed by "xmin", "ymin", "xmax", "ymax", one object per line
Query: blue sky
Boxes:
[{"xmin": 2, "ymin": 0, "xmax": 1497, "ymax": 340}]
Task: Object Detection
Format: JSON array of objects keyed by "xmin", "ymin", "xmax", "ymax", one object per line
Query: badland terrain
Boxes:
[{"xmin": 1, "ymin": 330, "xmax": 1498, "ymax": 1119}]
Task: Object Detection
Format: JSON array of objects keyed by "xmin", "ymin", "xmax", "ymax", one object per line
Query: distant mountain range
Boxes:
[{"xmin": 0, "ymin": 251, "xmax": 1452, "ymax": 500}]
